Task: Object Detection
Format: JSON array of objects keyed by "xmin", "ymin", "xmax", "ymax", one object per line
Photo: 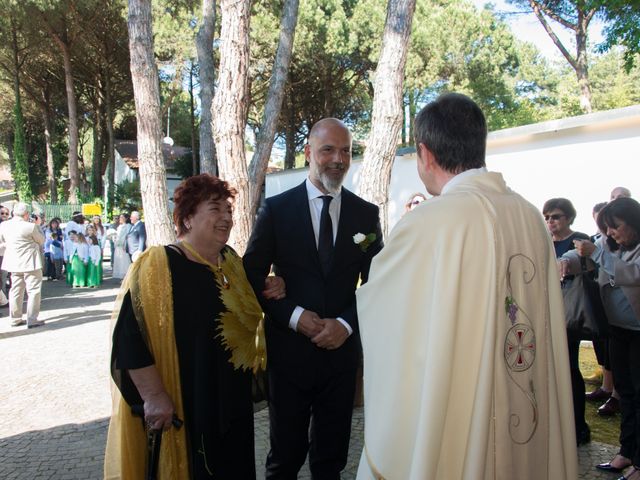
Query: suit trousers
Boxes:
[
  {"xmin": 265, "ymin": 361, "xmax": 357, "ymax": 480},
  {"xmin": 9, "ymin": 269, "xmax": 42, "ymax": 324}
]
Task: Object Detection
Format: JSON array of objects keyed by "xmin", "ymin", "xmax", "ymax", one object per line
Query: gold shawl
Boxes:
[{"xmin": 104, "ymin": 246, "xmax": 189, "ymax": 479}]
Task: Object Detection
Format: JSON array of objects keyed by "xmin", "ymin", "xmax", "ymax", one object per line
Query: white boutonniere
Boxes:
[{"xmin": 353, "ymin": 232, "xmax": 377, "ymax": 252}]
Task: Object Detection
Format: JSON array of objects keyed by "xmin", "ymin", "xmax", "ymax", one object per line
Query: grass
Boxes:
[{"xmin": 580, "ymin": 344, "xmax": 620, "ymax": 445}]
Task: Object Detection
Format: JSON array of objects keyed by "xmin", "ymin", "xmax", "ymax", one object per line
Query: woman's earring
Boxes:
[{"xmin": 185, "ymin": 223, "xmax": 191, "ymax": 230}]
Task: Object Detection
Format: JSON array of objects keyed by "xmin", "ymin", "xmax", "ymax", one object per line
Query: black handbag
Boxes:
[{"xmin": 562, "ymin": 258, "xmax": 608, "ymax": 340}]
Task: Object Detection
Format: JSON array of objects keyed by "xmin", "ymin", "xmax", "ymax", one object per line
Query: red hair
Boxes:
[{"xmin": 172, "ymin": 174, "xmax": 236, "ymax": 236}]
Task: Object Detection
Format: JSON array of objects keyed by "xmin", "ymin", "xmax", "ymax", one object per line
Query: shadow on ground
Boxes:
[{"xmin": 0, "ymin": 418, "xmax": 109, "ymax": 479}]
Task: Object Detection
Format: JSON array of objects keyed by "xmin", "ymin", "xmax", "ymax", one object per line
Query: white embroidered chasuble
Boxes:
[{"xmin": 356, "ymin": 172, "xmax": 578, "ymax": 480}]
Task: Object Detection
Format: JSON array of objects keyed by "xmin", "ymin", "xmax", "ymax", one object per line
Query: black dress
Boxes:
[{"xmin": 112, "ymin": 246, "xmax": 256, "ymax": 479}]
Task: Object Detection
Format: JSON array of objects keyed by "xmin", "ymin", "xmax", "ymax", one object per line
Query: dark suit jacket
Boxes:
[
  {"xmin": 243, "ymin": 182, "xmax": 383, "ymax": 385},
  {"xmin": 126, "ymin": 221, "xmax": 146, "ymax": 256}
]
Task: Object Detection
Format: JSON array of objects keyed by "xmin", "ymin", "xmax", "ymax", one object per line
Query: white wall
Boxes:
[{"xmin": 266, "ymin": 105, "xmax": 640, "ymax": 236}]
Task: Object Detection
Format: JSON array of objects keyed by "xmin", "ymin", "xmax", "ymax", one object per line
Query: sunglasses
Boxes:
[
  {"xmin": 411, "ymin": 200, "xmax": 423, "ymax": 206},
  {"xmin": 544, "ymin": 214, "xmax": 566, "ymax": 221}
]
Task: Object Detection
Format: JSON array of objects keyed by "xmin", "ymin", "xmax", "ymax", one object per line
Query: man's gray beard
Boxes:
[{"xmin": 319, "ymin": 171, "xmax": 345, "ymax": 194}]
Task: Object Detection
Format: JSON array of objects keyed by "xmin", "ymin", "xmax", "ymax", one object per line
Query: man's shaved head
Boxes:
[{"xmin": 610, "ymin": 187, "xmax": 632, "ymax": 201}]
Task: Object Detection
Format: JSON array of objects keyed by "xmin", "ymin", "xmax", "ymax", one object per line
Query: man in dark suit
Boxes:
[
  {"xmin": 126, "ymin": 210, "xmax": 146, "ymax": 261},
  {"xmin": 244, "ymin": 118, "xmax": 383, "ymax": 479}
]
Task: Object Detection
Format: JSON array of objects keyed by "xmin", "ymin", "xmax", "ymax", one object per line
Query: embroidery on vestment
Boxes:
[{"xmin": 503, "ymin": 254, "xmax": 539, "ymax": 445}]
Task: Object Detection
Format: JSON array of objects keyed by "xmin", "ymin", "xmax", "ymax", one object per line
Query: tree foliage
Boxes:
[{"xmin": 597, "ymin": 0, "xmax": 640, "ymax": 71}]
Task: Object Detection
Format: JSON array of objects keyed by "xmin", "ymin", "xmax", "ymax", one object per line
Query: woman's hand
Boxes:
[
  {"xmin": 573, "ymin": 239, "xmax": 596, "ymax": 257},
  {"xmin": 143, "ymin": 390, "xmax": 175, "ymax": 431},
  {"xmin": 128, "ymin": 365, "xmax": 176, "ymax": 431},
  {"xmin": 558, "ymin": 259, "xmax": 571, "ymax": 279},
  {"xmin": 263, "ymin": 275, "xmax": 286, "ymax": 300}
]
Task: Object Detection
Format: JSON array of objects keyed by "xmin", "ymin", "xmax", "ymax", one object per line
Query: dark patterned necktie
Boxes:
[{"xmin": 318, "ymin": 195, "xmax": 334, "ymax": 276}]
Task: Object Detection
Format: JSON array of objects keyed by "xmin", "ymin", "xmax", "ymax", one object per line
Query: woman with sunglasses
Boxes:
[{"xmin": 543, "ymin": 197, "xmax": 591, "ymax": 446}]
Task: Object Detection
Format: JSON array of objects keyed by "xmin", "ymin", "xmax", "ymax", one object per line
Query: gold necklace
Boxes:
[{"xmin": 180, "ymin": 240, "xmax": 230, "ymax": 289}]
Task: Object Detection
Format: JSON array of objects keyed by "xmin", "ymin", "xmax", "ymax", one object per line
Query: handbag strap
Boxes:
[{"xmin": 579, "ymin": 256, "xmax": 588, "ymax": 273}]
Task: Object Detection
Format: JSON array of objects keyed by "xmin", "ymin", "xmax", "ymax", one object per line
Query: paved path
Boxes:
[{"xmin": 0, "ymin": 267, "xmax": 619, "ymax": 479}]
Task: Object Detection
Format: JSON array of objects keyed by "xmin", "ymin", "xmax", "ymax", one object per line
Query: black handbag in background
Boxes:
[{"xmin": 562, "ymin": 258, "xmax": 609, "ymax": 340}]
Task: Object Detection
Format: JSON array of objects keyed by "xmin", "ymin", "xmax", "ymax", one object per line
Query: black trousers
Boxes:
[
  {"xmin": 567, "ymin": 332, "xmax": 588, "ymax": 435},
  {"xmin": 593, "ymin": 338, "xmax": 611, "ymax": 370},
  {"xmin": 609, "ymin": 325, "xmax": 640, "ymax": 466},
  {"xmin": 265, "ymin": 363, "xmax": 357, "ymax": 480}
]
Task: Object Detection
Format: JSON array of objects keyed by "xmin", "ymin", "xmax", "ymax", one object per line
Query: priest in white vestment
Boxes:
[{"xmin": 356, "ymin": 93, "xmax": 578, "ymax": 480}]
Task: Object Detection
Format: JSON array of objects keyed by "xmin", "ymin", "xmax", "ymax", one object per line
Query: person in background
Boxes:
[
  {"xmin": 86, "ymin": 225, "xmax": 97, "ymax": 241},
  {"xmin": 611, "ymin": 187, "xmax": 632, "ymax": 201},
  {"xmin": 586, "ymin": 201, "xmax": 621, "ymax": 417},
  {"xmin": 92, "ymin": 215, "xmax": 105, "ymax": 246},
  {"xmin": 64, "ymin": 211, "xmax": 85, "ymax": 239},
  {"xmin": 112, "ymin": 214, "xmax": 132, "ymax": 280},
  {"xmin": 105, "ymin": 221, "xmax": 117, "ymax": 268},
  {"xmin": 404, "ymin": 192, "xmax": 427, "ymax": 213},
  {"xmin": 64, "ymin": 231, "xmax": 76, "ymax": 285},
  {"xmin": 44, "ymin": 218, "xmax": 64, "ymax": 280},
  {"xmin": 70, "ymin": 232, "xmax": 89, "ymax": 288},
  {"xmin": 543, "ymin": 197, "xmax": 591, "ymax": 446},
  {"xmin": 0, "ymin": 204, "xmax": 11, "ymax": 296},
  {"xmin": 45, "ymin": 232, "xmax": 64, "ymax": 281},
  {"xmin": 127, "ymin": 211, "xmax": 146, "ymax": 262},
  {"xmin": 87, "ymin": 235, "xmax": 102, "ymax": 288},
  {"xmin": 561, "ymin": 197, "xmax": 640, "ymax": 479},
  {"xmin": 0, "ymin": 202, "xmax": 45, "ymax": 328}
]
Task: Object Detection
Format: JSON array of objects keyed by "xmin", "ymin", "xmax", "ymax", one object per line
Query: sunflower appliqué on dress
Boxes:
[{"xmin": 215, "ymin": 249, "xmax": 267, "ymax": 374}]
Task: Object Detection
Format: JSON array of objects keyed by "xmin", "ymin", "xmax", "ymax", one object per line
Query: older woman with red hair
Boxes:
[{"xmin": 105, "ymin": 174, "xmax": 284, "ymax": 479}]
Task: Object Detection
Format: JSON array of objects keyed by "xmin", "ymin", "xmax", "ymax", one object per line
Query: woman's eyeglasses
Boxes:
[
  {"xmin": 411, "ymin": 200, "xmax": 423, "ymax": 206},
  {"xmin": 544, "ymin": 214, "xmax": 566, "ymax": 221}
]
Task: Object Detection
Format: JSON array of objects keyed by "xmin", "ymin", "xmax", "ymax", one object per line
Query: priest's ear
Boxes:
[{"xmin": 417, "ymin": 143, "xmax": 438, "ymax": 171}]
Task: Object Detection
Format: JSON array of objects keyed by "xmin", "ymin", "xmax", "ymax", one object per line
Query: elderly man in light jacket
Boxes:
[{"xmin": 0, "ymin": 202, "xmax": 45, "ymax": 328}]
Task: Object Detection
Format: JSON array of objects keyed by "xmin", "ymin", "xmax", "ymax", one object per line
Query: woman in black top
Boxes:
[{"xmin": 543, "ymin": 197, "xmax": 590, "ymax": 446}]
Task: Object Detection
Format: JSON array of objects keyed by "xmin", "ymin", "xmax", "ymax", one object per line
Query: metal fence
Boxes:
[{"xmin": 39, "ymin": 204, "xmax": 83, "ymax": 222}]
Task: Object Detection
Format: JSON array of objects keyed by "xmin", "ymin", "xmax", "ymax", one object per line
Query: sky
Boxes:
[{"xmin": 471, "ymin": 0, "xmax": 605, "ymax": 60}]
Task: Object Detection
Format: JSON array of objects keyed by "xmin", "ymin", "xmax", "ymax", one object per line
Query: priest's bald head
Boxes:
[{"xmin": 414, "ymin": 93, "xmax": 487, "ymax": 196}]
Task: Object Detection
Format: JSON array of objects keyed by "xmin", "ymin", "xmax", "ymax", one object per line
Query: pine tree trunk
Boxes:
[
  {"xmin": 408, "ymin": 89, "xmax": 417, "ymax": 142},
  {"xmin": 56, "ymin": 39, "xmax": 81, "ymax": 203},
  {"xmin": 357, "ymin": 0, "xmax": 416, "ymax": 237},
  {"xmin": 189, "ymin": 64, "xmax": 198, "ymax": 175},
  {"xmin": 92, "ymin": 95, "xmax": 104, "ymax": 198},
  {"xmin": 284, "ymin": 96, "xmax": 296, "ymax": 169},
  {"xmin": 11, "ymin": 22, "xmax": 32, "ymax": 202},
  {"xmin": 401, "ymin": 93, "xmax": 407, "ymax": 145},
  {"xmin": 248, "ymin": 0, "xmax": 300, "ymax": 220},
  {"xmin": 196, "ymin": 0, "xmax": 216, "ymax": 174},
  {"xmin": 41, "ymin": 90, "xmax": 57, "ymax": 203},
  {"xmin": 105, "ymin": 73, "xmax": 116, "ymax": 218},
  {"xmin": 576, "ymin": 10, "xmax": 592, "ymax": 113},
  {"xmin": 213, "ymin": 0, "xmax": 251, "ymax": 254},
  {"xmin": 128, "ymin": 0, "xmax": 175, "ymax": 245}
]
